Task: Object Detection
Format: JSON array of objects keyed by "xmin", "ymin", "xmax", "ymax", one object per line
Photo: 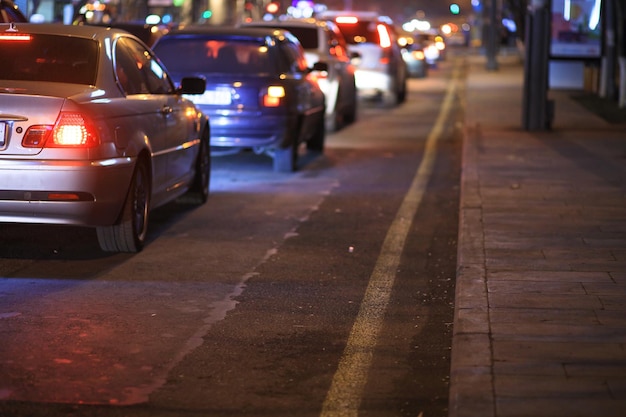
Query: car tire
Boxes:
[
  {"xmin": 344, "ymin": 98, "xmax": 357, "ymax": 124},
  {"xmin": 307, "ymin": 114, "xmax": 326, "ymax": 152},
  {"xmin": 97, "ymin": 158, "xmax": 150, "ymax": 253},
  {"xmin": 382, "ymin": 90, "xmax": 398, "ymax": 107},
  {"xmin": 188, "ymin": 136, "xmax": 210, "ymax": 204},
  {"xmin": 273, "ymin": 141, "xmax": 298, "ymax": 172},
  {"xmin": 325, "ymin": 112, "xmax": 339, "ymax": 132},
  {"xmin": 397, "ymin": 77, "xmax": 407, "ymax": 103}
]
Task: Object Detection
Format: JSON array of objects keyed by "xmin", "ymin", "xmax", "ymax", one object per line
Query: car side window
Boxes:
[
  {"xmin": 114, "ymin": 37, "xmax": 174, "ymax": 95},
  {"xmin": 280, "ymin": 40, "xmax": 307, "ymax": 74},
  {"xmin": 328, "ymin": 30, "xmax": 348, "ymax": 60}
]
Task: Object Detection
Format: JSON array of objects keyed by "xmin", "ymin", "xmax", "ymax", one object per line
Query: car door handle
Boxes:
[{"xmin": 161, "ymin": 106, "xmax": 173, "ymax": 115}]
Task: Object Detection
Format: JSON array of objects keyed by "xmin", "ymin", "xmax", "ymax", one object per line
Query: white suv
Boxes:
[{"xmin": 318, "ymin": 11, "xmax": 407, "ymax": 106}]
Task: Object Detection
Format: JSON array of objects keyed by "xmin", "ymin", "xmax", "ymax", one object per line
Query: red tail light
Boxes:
[
  {"xmin": 376, "ymin": 24, "xmax": 392, "ymax": 48},
  {"xmin": 0, "ymin": 33, "xmax": 32, "ymax": 42},
  {"xmin": 23, "ymin": 112, "xmax": 99, "ymax": 148},
  {"xmin": 262, "ymin": 86, "xmax": 286, "ymax": 107},
  {"xmin": 335, "ymin": 16, "xmax": 358, "ymax": 24}
]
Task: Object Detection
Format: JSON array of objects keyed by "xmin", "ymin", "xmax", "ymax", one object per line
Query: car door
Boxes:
[
  {"xmin": 114, "ymin": 37, "xmax": 194, "ymax": 206},
  {"xmin": 327, "ymin": 25, "xmax": 356, "ymax": 112},
  {"xmin": 278, "ymin": 37, "xmax": 325, "ymax": 142}
]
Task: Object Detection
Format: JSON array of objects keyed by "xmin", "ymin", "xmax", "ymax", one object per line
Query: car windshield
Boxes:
[
  {"xmin": 0, "ymin": 34, "xmax": 98, "ymax": 84},
  {"xmin": 335, "ymin": 21, "xmax": 380, "ymax": 45},
  {"xmin": 155, "ymin": 37, "xmax": 273, "ymax": 75}
]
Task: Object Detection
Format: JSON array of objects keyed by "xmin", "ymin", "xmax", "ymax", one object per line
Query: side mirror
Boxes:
[{"xmin": 178, "ymin": 77, "xmax": 206, "ymax": 95}]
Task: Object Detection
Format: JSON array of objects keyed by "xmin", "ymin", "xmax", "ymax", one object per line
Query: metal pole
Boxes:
[
  {"xmin": 522, "ymin": 0, "xmax": 552, "ymax": 130},
  {"xmin": 599, "ymin": 0, "xmax": 616, "ymax": 98},
  {"xmin": 486, "ymin": 0, "xmax": 499, "ymax": 70}
]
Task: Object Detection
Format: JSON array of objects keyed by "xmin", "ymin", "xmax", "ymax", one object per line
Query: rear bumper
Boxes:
[
  {"xmin": 354, "ymin": 69, "xmax": 393, "ymax": 97},
  {"xmin": 0, "ymin": 157, "xmax": 135, "ymax": 227},
  {"xmin": 207, "ymin": 114, "xmax": 291, "ymax": 150}
]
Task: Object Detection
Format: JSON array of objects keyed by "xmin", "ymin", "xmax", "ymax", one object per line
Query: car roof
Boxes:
[
  {"xmin": 159, "ymin": 25, "xmax": 304, "ymax": 48},
  {"xmin": 1, "ymin": 22, "xmax": 140, "ymax": 41},
  {"xmin": 243, "ymin": 18, "xmax": 331, "ymax": 29},
  {"xmin": 318, "ymin": 10, "xmax": 395, "ymax": 25},
  {"xmin": 317, "ymin": 10, "xmax": 380, "ymax": 20},
  {"xmin": 167, "ymin": 25, "xmax": 291, "ymax": 38}
]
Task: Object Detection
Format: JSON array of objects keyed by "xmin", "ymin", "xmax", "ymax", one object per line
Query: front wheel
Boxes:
[{"xmin": 97, "ymin": 159, "xmax": 150, "ymax": 253}]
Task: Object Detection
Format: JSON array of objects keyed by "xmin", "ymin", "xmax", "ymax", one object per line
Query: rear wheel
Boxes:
[
  {"xmin": 307, "ymin": 114, "xmax": 326, "ymax": 152},
  {"xmin": 188, "ymin": 138, "xmax": 210, "ymax": 204},
  {"xmin": 397, "ymin": 76, "xmax": 407, "ymax": 103},
  {"xmin": 273, "ymin": 141, "xmax": 298, "ymax": 172},
  {"xmin": 325, "ymin": 112, "xmax": 339, "ymax": 132},
  {"xmin": 343, "ymin": 92, "xmax": 357, "ymax": 125},
  {"xmin": 97, "ymin": 158, "xmax": 150, "ymax": 253},
  {"xmin": 382, "ymin": 91, "xmax": 398, "ymax": 107}
]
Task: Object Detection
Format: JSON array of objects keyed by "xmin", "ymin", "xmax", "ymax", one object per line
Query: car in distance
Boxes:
[
  {"xmin": 0, "ymin": 0, "xmax": 27, "ymax": 22},
  {"xmin": 399, "ymin": 34, "xmax": 428, "ymax": 78},
  {"xmin": 242, "ymin": 18, "xmax": 357, "ymax": 132},
  {"xmin": 152, "ymin": 26, "xmax": 327, "ymax": 172},
  {"xmin": 318, "ymin": 10, "xmax": 407, "ymax": 106},
  {"xmin": 415, "ymin": 32, "xmax": 446, "ymax": 65},
  {"xmin": 0, "ymin": 23, "xmax": 210, "ymax": 252}
]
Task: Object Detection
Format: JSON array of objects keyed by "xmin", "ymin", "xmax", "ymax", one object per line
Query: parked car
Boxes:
[
  {"xmin": 318, "ymin": 10, "xmax": 407, "ymax": 106},
  {"xmin": 242, "ymin": 18, "xmax": 357, "ymax": 132},
  {"xmin": 152, "ymin": 26, "xmax": 327, "ymax": 172},
  {"xmin": 415, "ymin": 32, "xmax": 446, "ymax": 65},
  {"xmin": 399, "ymin": 34, "xmax": 428, "ymax": 78},
  {"xmin": 0, "ymin": 23, "xmax": 210, "ymax": 252},
  {"xmin": 0, "ymin": 0, "xmax": 27, "ymax": 22}
]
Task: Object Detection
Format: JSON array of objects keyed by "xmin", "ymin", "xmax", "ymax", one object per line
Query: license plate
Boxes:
[{"xmin": 187, "ymin": 88, "xmax": 232, "ymax": 106}]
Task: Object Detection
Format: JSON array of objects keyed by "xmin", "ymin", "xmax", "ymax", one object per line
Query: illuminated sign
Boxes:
[{"xmin": 551, "ymin": 0, "xmax": 602, "ymax": 58}]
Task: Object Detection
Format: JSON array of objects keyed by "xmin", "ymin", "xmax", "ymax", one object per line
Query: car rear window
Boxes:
[
  {"xmin": 335, "ymin": 21, "xmax": 380, "ymax": 45},
  {"xmin": 0, "ymin": 34, "xmax": 98, "ymax": 84},
  {"xmin": 154, "ymin": 37, "xmax": 274, "ymax": 75},
  {"xmin": 278, "ymin": 26, "xmax": 318, "ymax": 49}
]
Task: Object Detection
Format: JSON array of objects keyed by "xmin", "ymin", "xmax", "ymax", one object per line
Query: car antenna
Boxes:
[{"xmin": 6, "ymin": 22, "xmax": 18, "ymax": 32}]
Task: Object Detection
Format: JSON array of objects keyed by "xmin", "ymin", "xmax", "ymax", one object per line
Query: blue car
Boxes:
[{"xmin": 152, "ymin": 26, "xmax": 327, "ymax": 172}]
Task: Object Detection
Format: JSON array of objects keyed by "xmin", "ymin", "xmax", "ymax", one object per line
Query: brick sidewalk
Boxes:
[{"xmin": 449, "ymin": 53, "xmax": 626, "ymax": 417}]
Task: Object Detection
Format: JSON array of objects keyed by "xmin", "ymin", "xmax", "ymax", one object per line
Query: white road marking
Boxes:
[{"xmin": 320, "ymin": 63, "xmax": 462, "ymax": 417}]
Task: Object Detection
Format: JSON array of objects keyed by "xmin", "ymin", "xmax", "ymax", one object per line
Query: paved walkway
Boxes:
[{"xmin": 449, "ymin": 52, "xmax": 626, "ymax": 417}]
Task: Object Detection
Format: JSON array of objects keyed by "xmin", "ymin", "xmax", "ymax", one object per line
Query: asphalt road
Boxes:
[{"xmin": 0, "ymin": 54, "xmax": 466, "ymax": 417}]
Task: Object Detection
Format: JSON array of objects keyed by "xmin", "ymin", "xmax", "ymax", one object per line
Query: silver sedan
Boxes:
[{"xmin": 0, "ymin": 23, "xmax": 210, "ymax": 252}]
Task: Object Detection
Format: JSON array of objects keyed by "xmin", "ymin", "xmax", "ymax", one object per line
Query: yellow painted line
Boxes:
[{"xmin": 320, "ymin": 62, "xmax": 462, "ymax": 417}]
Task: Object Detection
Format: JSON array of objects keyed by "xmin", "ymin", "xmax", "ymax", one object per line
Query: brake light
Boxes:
[
  {"xmin": 23, "ymin": 112, "xmax": 99, "ymax": 148},
  {"xmin": 377, "ymin": 24, "xmax": 391, "ymax": 48},
  {"xmin": 262, "ymin": 86, "xmax": 285, "ymax": 107},
  {"xmin": 0, "ymin": 34, "xmax": 32, "ymax": 41},
  {"xmin": 335, "ymin": 16, "xmax": 358, "ymax": 24}
]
